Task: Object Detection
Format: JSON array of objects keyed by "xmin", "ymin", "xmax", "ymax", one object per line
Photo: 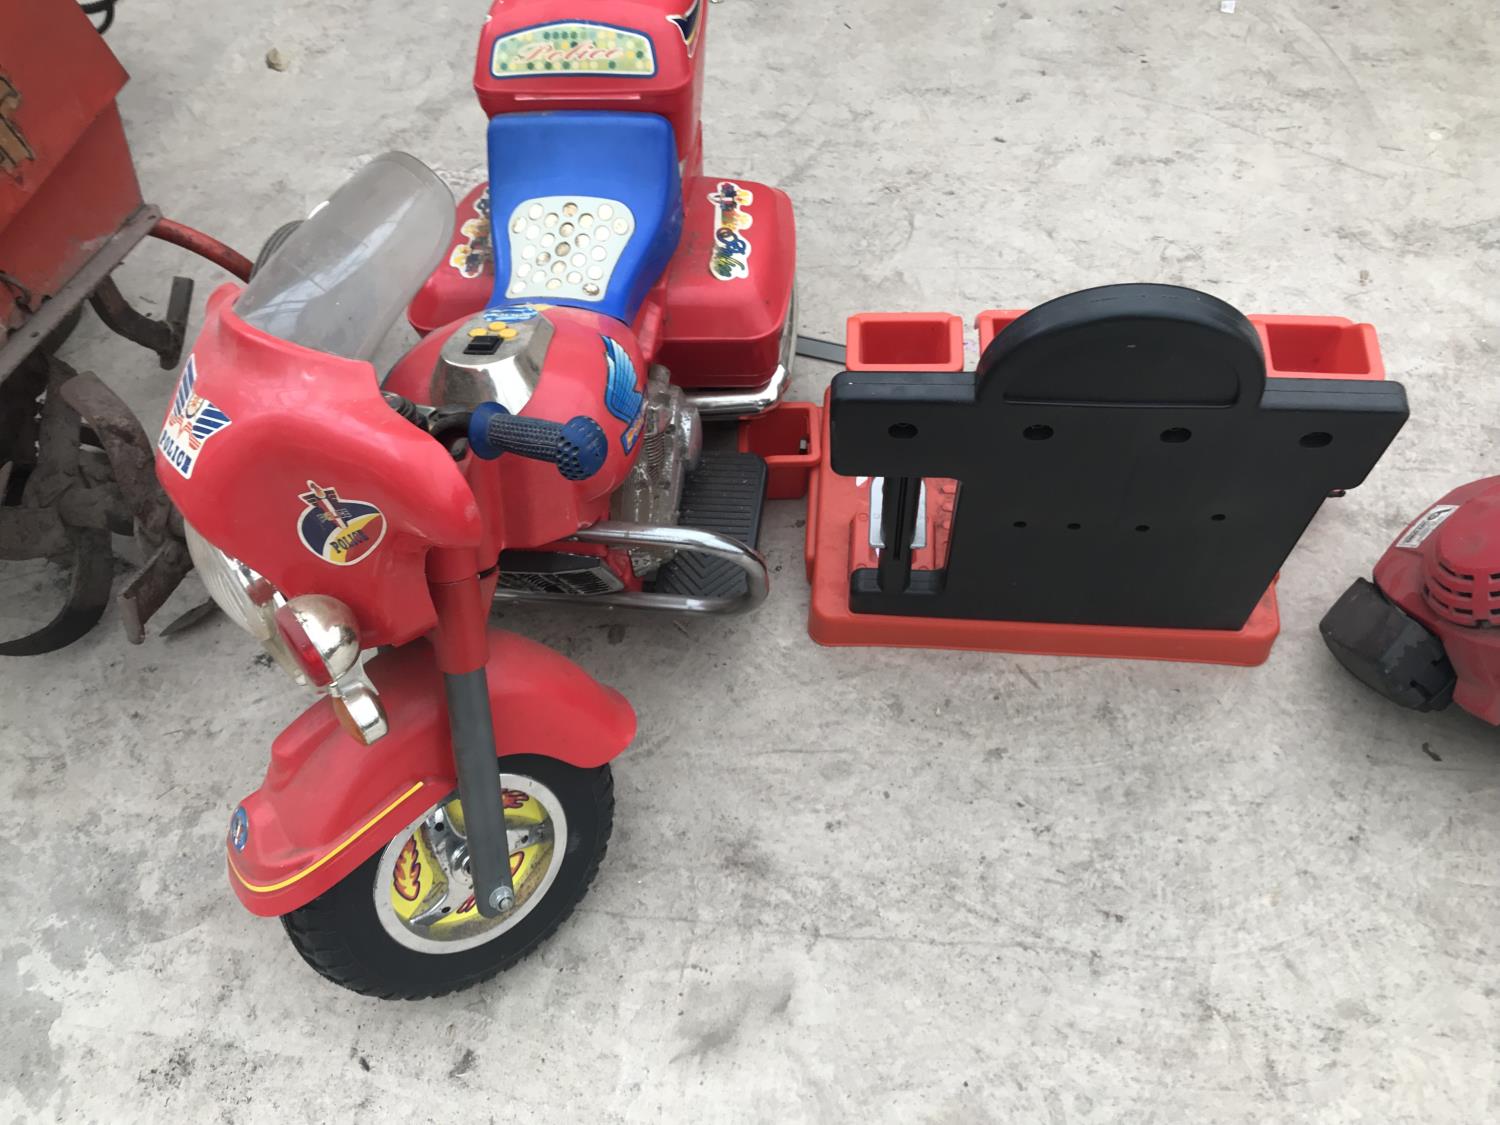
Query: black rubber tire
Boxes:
[
  {"xmin": 281, "ymin": 756, "xmax": 614, "ymax": 1000},
  {"xmin": 250, "ymin": 220, "xmax": 304, "ymax": 279}
]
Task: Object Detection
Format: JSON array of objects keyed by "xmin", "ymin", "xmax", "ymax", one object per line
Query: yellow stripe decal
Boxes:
[{"xmin": 229, "ymin": 781, "xmax": 427, "ymax": 895}]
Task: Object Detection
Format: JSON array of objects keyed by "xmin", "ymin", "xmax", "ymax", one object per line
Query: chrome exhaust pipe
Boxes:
[
  {"xmin": 491, "ymin": 521, "xmax": 770, "ymax": 615},
  {"xmin": 686, "ymin": 363, "xmax": 789, "ymax": 419},
  {"xmin": 684, "ymin": 287, "xmax": 797, "ymax": 420}
]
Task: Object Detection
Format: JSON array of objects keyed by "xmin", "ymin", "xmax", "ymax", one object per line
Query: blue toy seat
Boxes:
[{"xmin": 485, "ymin": 112, "xmax": 683, "ymax": 325}]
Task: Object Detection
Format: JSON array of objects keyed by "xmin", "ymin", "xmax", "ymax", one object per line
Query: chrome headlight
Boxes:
[
  {"xmin": 183, "ymin": 521, "xmax": 388, "ymax": 744},
  {"xmin": 184, "ymin": 521, "xmax": 279, "ymax": 642}
]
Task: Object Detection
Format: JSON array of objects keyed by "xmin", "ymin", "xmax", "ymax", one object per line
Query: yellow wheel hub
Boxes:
[{"xmin": 375, "ymin": 777, "xmax": 564, "ymax": 953}]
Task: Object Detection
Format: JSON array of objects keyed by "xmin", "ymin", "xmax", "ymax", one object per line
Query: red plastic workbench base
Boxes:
[
  {"xmin": 800, "ymin": 397, "xmax": 1282, "ymax": 667},
  {"xmin": 767, "ymin": 304, "xmax": 1388, "ymax": 667}
]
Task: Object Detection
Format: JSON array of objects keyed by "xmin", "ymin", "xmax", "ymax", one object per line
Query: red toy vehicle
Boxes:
[
  {"xmin": 155, "ymin": 0, "xmax": 785, "ymax": 998},
  {"xmin": 1322, "ymin": 479, "xmax": 1500, "ymax": 724}
]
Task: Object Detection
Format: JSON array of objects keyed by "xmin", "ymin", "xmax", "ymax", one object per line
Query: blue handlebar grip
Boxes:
[{"xmin": 468, "ymin": 403, "xmax": 609, "ymax": 482}]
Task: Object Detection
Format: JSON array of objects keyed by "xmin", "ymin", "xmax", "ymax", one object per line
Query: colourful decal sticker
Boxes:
[
  {"xmin": 449, "ymin": 191, "xmax": 493, "ymax": 278},
  {"xmin": 669, "ymin": 0, "xmax": 704, "ymax": 56},
  {"xmin": 490, "ymin": 22, "xmax": 656, "ymax": 78},
  {"xmin": 296, "ymin": 481, "xmax": 387, "ymax": 566},
  {"xmin": 158, "ymin": 356, "xmax": 232, "ymax": 480},
  {"xmin": 228, "ymin": 807, "xmax": 249, "ymax": 852},
  {"xmin": 602, "ymin": 337, "xmax": 646, "ymax": 454},
  {"xmin": 1, "ymin": 74, "xmax": 36, "ymax": 179},
  {"xmin": 481, "ymin": 304, "xmax": 544, "ymax": 324},
  {"xmin": 392, "ymin": 837, "xmax": 422, "ymax": 901},
  {"xmin": 709, "ymin": 182, "xmax": 754, "ymax": 281}
]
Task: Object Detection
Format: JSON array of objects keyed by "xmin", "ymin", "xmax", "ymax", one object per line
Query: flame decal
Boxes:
[{"xmin": 392, "ymin": 837, "xmax": 422, "ymax": 901}]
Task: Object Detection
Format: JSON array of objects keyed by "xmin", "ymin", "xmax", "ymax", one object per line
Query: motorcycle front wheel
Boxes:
[{"xmin": 281, "ymin": 755, "xmax": 613, "ymax": 999}]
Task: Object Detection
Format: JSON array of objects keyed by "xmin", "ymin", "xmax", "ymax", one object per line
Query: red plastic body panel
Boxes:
[
  {"xmin": 227, "ymin": 629, "xmax": 637, "ymax": 916},
  {"xmin": 1373, "ymin": 477, "xmax": 1500, "ymax": 724},
  {"xmin": 656, "ymin": 177, "xmax": 795, "ymax": 389},
  {"xmin": 799, "ymin": 308, "xmax": 1388, "ymax": 665},
  {"xmin": 154, "ymin": 288, "xmax": 483, "ymax": 647},
  {"xmin": 383, "ymin": 305, "xmax": 642, "ymax": 554},
  {"xmin": 0, "ymin": 1, "xmax": 140, "ymax": 339},
  {"xmin": 473, "ymin": 0, "xmax": 707, "ymax": 161}
]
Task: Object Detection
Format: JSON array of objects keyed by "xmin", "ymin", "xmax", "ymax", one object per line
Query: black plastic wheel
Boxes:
[
  {"xmin": 249, "ymin": 220, "xmax": 304, "ymax": 279},
  {"xmin": 1320, "ymin": 577, "xmax": 1456, "ymax": 711},
  {"xmin": 281, "ymin": 756, "xmax": 613, "ymax": 1000}
]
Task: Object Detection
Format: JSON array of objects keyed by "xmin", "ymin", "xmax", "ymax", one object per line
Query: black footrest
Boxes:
[{"xmin": 649, "ymin": 451, "xmax": 768, "ymax": 600}]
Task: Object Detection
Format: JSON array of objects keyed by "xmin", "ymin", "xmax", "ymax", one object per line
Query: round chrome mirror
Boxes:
[{"xmin": 274, "ymin": 595, "xmax": 361, "ymax": 686}]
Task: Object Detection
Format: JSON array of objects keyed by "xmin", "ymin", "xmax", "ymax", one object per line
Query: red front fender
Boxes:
[{"xmin": 226, "ymin": 628, "xmax": 635, "ymax": 917}]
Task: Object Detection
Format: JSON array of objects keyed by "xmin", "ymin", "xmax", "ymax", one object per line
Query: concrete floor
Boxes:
[{"xmin": 4, "ymin": 0, "xmax": 1499, "ymax": 1120}]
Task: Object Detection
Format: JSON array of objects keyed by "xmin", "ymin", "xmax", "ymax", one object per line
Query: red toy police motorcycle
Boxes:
[{"xmin": 156, "ymin": 0, "xmax": 792, "ymax": 998}]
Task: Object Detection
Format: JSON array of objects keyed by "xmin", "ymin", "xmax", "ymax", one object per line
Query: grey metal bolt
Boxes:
[{"xmin": 489, "ymin": 886, "xmax": 516, "ymax": 913}]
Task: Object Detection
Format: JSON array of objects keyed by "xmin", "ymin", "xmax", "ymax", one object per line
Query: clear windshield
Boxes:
[{"xmin": 234, "ymin": 152, "xmax": 455, "ymax": 362}]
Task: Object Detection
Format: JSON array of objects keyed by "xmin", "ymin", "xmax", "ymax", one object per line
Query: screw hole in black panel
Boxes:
[
  {"xmin": 1211, "ymin": 513, "xmax": 1227, "ymax": 522},
  {"xmin": 1013, "ymin": 521, "xmax": 1028, "ymax": 529},
  {"xmin": 1023, "ymin": 425, "xmax": 1054, "ymax": 441},
  {"xmin": 888, "ymin": 422, "xmax": 918, "ymax": 440},
  {"xmin": 1067, "ymin": 523, "xmax": 1082, "ymax": 530},
  {"xmin": 1160, "ymin": 427, "xmax": 1192, "ymax": 443},
  {"xmin": 1135, "ymin": 524, "xmax": 1151, "ymax": 532},
  {"xmin": 1300, "ymin": 431, "xmax": 1333, "ymax": 448}
]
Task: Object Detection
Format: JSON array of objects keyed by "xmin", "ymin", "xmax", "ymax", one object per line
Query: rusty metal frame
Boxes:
[
  {"xmin": 0, "ymin": 203, "xmax": 161, "ymax": 381},
  {"xmin": 0, "ymin": 352, "xmax": 194, "ymax": 652}
]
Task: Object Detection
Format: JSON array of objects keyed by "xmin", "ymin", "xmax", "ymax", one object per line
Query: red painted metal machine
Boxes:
[
  {"xmin": 1, "ymin": 0, "xmax": 250, "ymax": 654},
  {"xmin": 1322, "ymin": 479, "xmax": 1500, "ymax": 724}
]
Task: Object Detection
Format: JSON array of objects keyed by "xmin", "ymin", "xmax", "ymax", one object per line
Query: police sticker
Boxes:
[
  {"xmin": 490, "ymin": 22, "xmax": 657, "ymax": 78},
  {"xmin": 296, "ymin": 481, "xmax": 387, "ymax": 566},
  {"xmin": 602, "ymin": 337, "xmax": 645, "ymax": 454},
  {"xmin": 228, "ymin": 806, "xmax": 249, "ymax": 852},
  {"xmin": 158, "ymin": 356, "xmax": 231, "ymax": 479}
]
